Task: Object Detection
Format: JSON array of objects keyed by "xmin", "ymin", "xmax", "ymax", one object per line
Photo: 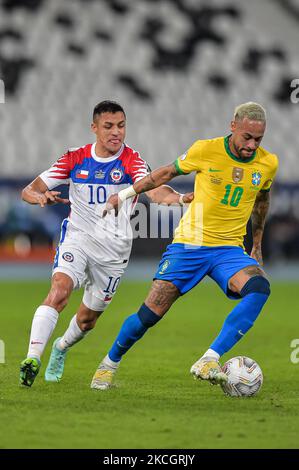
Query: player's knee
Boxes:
[
  {"xmin": 137, "ymin": 303, "xmax": 162, "ymax": 328},
  {"xmin": 240, "ymin": 275, "xmax": 271, "ymax": 298}
]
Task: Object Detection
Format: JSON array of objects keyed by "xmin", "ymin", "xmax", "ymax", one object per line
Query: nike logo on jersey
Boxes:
[{"xmin": 209, "ymin": 168, "xmax": 223, "ymax": 173}]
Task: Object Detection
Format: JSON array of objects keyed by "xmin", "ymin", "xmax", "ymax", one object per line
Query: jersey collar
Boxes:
[
  {"xmin": 91, "ymin": 142, "xmax": 125, "ymax": 162},
  {"xmin": 224, "ymin": 135, "xmax": 256, "ymax": 163}
]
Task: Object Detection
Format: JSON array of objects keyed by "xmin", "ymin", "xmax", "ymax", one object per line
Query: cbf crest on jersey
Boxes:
[
  {"xmin": 110, "ymin": 168, "xmax": 124, "ymax": 183},
  {"xmin": 232, "ymin": 167, "xmax": 244, "ymax": 183},
  {"xmin": 252, "ymin": 171, "xmax": 262, "ymax": 186}
]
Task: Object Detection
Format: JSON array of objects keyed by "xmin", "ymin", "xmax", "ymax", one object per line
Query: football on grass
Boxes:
[{"xmin": 221, "ymin": 356, "xmax": 263, "ymax": 397}]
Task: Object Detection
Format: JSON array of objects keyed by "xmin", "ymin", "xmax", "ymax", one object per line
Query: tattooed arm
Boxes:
[
  {"xmin": 133, "ymin": 163, "xmax": 179, "ymax": 193},
  {"xmin": 250, "ymin": 190, "xmax": 270, "ymax": 265},
  {"xmin": 103, "ymin": 163, "xmax": 181, "ymax": 216}
]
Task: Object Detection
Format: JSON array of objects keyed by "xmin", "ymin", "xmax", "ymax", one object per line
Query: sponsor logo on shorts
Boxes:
[
  {"xmin": 62, "ymin": 252, "xmax": 74, "ymax": 262},
  {"xmin": 110, "ymin": 168, "xmax": 124, "ymax": 183},
  {"xmin": 159, "ymin": 259, "xmax": 170, "ymax": 275}
]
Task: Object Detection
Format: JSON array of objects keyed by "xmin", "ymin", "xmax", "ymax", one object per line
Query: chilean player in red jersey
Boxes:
[{"xmin": 19, "ymin": 101, "xmax": 193, "ymax": 387}]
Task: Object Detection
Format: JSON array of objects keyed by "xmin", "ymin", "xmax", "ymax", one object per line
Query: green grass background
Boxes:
[{"xmin": 0, "ymin": 280, "xmax": 298, "ymax": 449}]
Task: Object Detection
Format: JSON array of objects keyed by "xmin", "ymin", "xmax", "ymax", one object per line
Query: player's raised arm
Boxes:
[
  {"xmin": 250, "ymin": 190, "xmax": 270, "ymax": 265},
  {"xmin": 134, "ymin": 162, "xmax": 179, "ymax": 193},
  {"xmin": 22, "ymin": 176, "xmax": 69, "ymax": 208},
  {"xmin": 103, "ymin": 162, "xmax": 180, "ymax": 216}
]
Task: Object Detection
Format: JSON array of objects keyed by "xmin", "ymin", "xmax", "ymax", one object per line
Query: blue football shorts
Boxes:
[{"xmin": 154, "ymin": 243, "xmax": 259, "ymax": 299}]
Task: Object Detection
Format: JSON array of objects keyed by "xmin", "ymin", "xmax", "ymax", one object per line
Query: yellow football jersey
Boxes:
[{"xmin": 173, "ymin": 135, "xmax": 278, "ymax": 247}]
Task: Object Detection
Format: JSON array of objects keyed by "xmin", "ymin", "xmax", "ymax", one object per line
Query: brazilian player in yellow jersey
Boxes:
[
  {"xmin": 173, "ymin": 132, "xmax": 278, "ymax": 248},
  {"xmin": 90, "ymin": 102, "xmax": 278, "ymax": 391}
]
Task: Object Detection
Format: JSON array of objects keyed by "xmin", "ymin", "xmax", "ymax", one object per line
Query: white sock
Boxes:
[
  {"xmin": 202, "ymin": 348, "xmax": 220, "ymax": 361},
  {"xmin": 57, "ymin": 315, "xmax": 87, "ymax": 351},
  {"xmin": 27, "ymin": 305, "xmax": 59, "ymax": 360},
  {"xmin": 101, "ymin": 354, "xmax": 120, "ymax": 370}
]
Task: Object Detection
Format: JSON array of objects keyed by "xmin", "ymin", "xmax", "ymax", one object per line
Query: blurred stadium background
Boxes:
[
  {"xmin": 1, "ymin": 0, "xmax": 299, "ymax": 452},
  {"xmin": 0, "ymin": 0, "xmax": 299, "ymax": 280}
]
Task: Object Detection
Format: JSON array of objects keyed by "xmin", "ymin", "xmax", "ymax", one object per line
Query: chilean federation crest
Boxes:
[
  {"xmin": 252, "ymin": 171, "xmax": 262, "ymax": 186},
  {"xmin": 232, "ymin": 167, "xmax": 244, "ymax": 183},
  {"xmin": 62, "ymin": 252, "xmax": 74, "ymax": 262},
  {"xmin": 110, "ymin": 168, "xmax": 124, "ymax": 183}
]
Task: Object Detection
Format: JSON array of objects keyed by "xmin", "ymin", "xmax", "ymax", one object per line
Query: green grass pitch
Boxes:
[{"xmin": 0, "ymin": 280, "xmax": 298, "ymax": 449}]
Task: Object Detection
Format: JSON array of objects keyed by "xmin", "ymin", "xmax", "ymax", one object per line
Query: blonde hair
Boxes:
[{"xmin": 234, "ymin": 102, "xmax": 266, "ymax": 122}]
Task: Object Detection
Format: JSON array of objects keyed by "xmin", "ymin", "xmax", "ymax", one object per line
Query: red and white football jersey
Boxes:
[{"xmin": 40, "ymin": 143, "xmax": 149, "ymax": 262}]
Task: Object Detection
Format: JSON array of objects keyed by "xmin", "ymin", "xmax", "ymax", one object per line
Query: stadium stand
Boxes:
[{"xmin": 0, "ymin": 0, "xmax": 298, "ymax": 179}]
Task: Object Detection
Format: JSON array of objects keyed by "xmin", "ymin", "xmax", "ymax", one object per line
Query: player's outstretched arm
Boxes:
[
  {"xmin": 22, "ymin": 176, "xmax": 69, "ymax": 208},
  {"xmin": 250, "ymin": 190, "xmax": 270, "ymax": 265},
  {"xmin": 134, "ymin": 162, "xmax": 179, "ymax": 193},
  {"xmin": 146, "ymin": 186, "xmax": 194, "ymax": 206},
  {"xmin": 103, "ymin": 163, "xmax": 181, "ymax": 216}
]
